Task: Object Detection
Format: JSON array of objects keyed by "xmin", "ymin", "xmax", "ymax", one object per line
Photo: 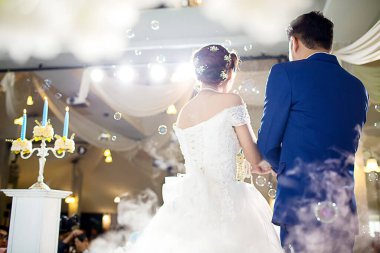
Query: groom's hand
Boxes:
[{"xmin": 251, "ymin": 160, "xmax": 274, "ymax": 175}]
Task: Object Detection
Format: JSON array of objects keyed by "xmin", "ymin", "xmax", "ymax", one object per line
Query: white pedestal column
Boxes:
[{"xmin": 1, "ymin": 189, "xmax": 72, "ymax": 253}]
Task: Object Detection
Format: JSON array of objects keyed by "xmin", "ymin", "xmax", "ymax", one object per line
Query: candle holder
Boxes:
[{"xmin": 11, "ymin": 121, "xmax": 75, "ymax": 190}]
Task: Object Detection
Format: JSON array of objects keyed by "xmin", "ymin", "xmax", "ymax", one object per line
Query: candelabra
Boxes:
[
  {"xmin": 20, "ymin": 139, "xmax": 67, "ymax": 190},
  {"xmin": 11, "ymin": 101, "xmax": 74, "ymax": 190}
]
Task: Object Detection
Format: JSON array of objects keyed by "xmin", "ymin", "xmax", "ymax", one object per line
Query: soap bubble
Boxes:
[
  {"xmin": 126, "ymin": 29, "xmax": 135, "ymax": 39},
  {"xmin": 244, "ymin": 44, "xmax": 253, "ymax": 51},
  {"xmin": 156, "ymin": 54, "xmax": 166, "ymax": 64},
  {"xmin": 151, "ymin": 20, "xmax": 160, "ymax": 30},
  {"xmin": 314, "ymin": 201, "xmax": 338, "ymax": 223},
  {"xmin": 223, "ymin": 39, "xmax": 232, "ymax": 48},
  {"xmin": 368, "ymin": 172, "xmax": 379, "ymax": 182},
  {"xmin": 42, "ymin": 79, "xmax": 52, "ymax": 90},
  {"xmin": 114, "ymin": 112, "xmax": 122, "ymax": 120},
  {"xmin": 54, "ymin": 93, "xmax": 62, "ymax": 100},
  {"xmin": 134, "ymin": 50, "xmax": 142, "ymax": 56},
  {"xmin": 158, "ymin": 125, "xmax": 167, "ymax": 135},
  {"xmin": 268, "ymin": 189, "xmax": 276, "ymax": 198},
  {"xmin": 255, "ymin": 176, "xmax": 266, "ymax": 187},
  {"xmin": 111, "ymin": 136, "xmax": 117, "ymax": 141}
]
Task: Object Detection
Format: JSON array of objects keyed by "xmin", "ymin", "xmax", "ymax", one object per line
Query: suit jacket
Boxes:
[{"xmin": 257, "ymin": 53, "xmax": 368, "ymax": 227}]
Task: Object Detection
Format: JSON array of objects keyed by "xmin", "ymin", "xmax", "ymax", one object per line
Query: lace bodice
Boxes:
[{"xmin": 173, "ymin": 104, "xmax": 251, "ymax": 183}]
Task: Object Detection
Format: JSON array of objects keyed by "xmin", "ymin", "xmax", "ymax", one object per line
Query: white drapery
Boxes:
[
  {"xmin": 1, "ymin": 72, "xmax": 192, "ymax": 154},
  {"xmin": 334, "ymin": 19, "xmax": 380, "ymax": 104},
  {"xmin": 335, "ymin": 20, "xmax": 380, "ymax": 65},
  {"xmin": 26, "ymin": 73, "xmax": 191, "ymax": 154},
  {"xmin": 1, "ymin": 72, "xmax": 20, "ymax": 119},
  {"xmin": 90, "ymin": 68, "xmax": 195, "ymax": 118},
  {"xmin": 32, "ymin": 77, "xmax": 140, "ymax": 152}
]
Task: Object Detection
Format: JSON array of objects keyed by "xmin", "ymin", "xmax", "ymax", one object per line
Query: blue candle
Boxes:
[
  {"xmin": 21, "ymin": 109, "xmax": 27, "ymax": 140},
  {"xmin": 42, "ymin": 97, "xmax": 48, "ymax": 126},
  {"xmin": 63, "ymin": 106, "xmax": 69, "ymax": 138}
]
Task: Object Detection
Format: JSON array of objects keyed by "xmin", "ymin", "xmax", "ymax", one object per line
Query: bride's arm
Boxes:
[{"xmin": 234, "ymin": 125, "xmax": 270, "ymax": 174}]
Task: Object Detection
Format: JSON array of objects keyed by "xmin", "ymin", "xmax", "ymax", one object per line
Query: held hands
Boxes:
[{"xmin": 250, "ymin": 160, "xmax": 276, "ymax": 176}]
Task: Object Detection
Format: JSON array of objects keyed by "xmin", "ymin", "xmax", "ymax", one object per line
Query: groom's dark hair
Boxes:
[{"xmin": 287, "ymin": 11, "xmax": 334, "ymax": 50}]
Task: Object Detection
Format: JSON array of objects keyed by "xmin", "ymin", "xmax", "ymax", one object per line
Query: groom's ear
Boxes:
[{"xmin": 291, "ymin": 36, "xmax": 299, "ymax": 53}]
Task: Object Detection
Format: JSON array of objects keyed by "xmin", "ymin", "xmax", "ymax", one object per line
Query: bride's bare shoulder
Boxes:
[
  {"xmin": 175, "ymin": 93, "xmax": 245, "ymax": 128},
  {"xmin": 216, "ymin": 93, "xmax": 245, "ymax": 107}
]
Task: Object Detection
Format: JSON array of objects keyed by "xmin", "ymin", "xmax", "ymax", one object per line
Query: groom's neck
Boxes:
[{"xmin": 303, "ymin": 48, "xmax": 331, "ymax": 59}]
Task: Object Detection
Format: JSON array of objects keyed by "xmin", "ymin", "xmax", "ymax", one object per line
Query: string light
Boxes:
[
  {"xmin": 14, "ymin": 116, "xmax": 23, "ymax": 125},
  {"xmin": 114, "ymin": 196, "xmax": 121, "ymax": 203},
  {"xmin": 27, "ymin": 96, "xmax": 34, "ymax": 106},
  {"xmin": 65, "ymin": 196, "xmax": 76, "ymax": 204},
  {"xmin": 166, "ymin": 104, "xmax": 177, "ymax": 115},
  {"xmin": 90, "ymin": 68, "xmax": 105, "ymax": 83},
  {"xmin": 365, "ymin": 158, "xmax": 380, "ymax": 173},
  {"xmin": 104, "ymin": 149, "xmax": 111, "ymax": 157},
  {"xmin": 105, "ymin": 156, "xmax": 113, "ymax": 163}
]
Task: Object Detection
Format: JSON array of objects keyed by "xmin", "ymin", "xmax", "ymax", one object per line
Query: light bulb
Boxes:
[
  {"xmin": 90, "ymin": 68, "xmax": 105, "ymax": 83},
  {"xmin": 105, "ymin": 156, "xmax": 113, "ymax": 163},
  {"xmin": 65, "ymin": 196, "xmax": 76, "ymax": 204},
  {"xmin": 365, "ymin": 158, "xmax": 380, "ymax": 173},
  {"xmin": 27, "ymin": 96, "xmax": 34, "ymax": 106},
  {"xmin": 166, "ymin": 104, "xmax": 177, "ymax": 115},
  {"xmin": 149, "ymin": 64, "xmax": 167, "ymax": 83},
  {"xmin": 14, "ymin": 116, "xmax": 23, "ymax": 125},
  {"xmin": 114, "ymin": 196, "xmax": 121, "ymax": 203},
  {"xmin": 104, "ymin": 149, "xmax": 111, "ymax": 157}
]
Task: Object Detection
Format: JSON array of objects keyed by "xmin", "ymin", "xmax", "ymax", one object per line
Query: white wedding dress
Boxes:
[{"xmin": 129, "ymin": 104, "xmax": 282, "ymax": 253}]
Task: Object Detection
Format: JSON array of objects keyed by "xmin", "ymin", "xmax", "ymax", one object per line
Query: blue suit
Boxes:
[{"xmin": 258, "ymin": 53, "xmax": 368, "ymax": 250}]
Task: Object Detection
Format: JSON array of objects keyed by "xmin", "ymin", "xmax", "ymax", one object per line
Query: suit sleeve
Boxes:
[{"xmin": 257, "ymin": 64, "xmax": 291, "ymax": 172}]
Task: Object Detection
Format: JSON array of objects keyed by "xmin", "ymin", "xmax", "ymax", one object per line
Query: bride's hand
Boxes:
[{"xmin": 250, "ymin": 160, "xmax": 273, "ymax": 175}]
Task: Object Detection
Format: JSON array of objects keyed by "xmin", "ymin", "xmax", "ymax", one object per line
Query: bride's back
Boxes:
[
  {"xmin": 176, "ymin": 91, "xmax": 243, "ymax": 130},
  {"xmin": 173, "ymin": 44, "xmax": 259, "ymax": 181},
  {"xmin": 174, "ymin": 91, "xmax": 250, "ymax": 183}
]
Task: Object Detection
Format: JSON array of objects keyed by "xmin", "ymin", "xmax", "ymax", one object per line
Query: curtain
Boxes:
[
  {"xmin": 32, "ymin": 77, "xmax": 140, "ymax": 152},
  {"xmin": 29, "ymin": 73, "xmax": 191, "ymax": 154},
  {"xmin": 335, "ymin": 20, "xmax": 380, "ymax": 65},
  {"xmin": 343, "ymin": 61, "xmax": 380, "ymax": 104},
  {"xmin": 90, "ymin": 68, "xmax": 195, "ymax": 118}
]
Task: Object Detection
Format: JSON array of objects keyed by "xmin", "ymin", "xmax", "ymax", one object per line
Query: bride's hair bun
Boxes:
[{"xmin": 193, "ymin": 44, "xmax": 239, "ymax": 85}]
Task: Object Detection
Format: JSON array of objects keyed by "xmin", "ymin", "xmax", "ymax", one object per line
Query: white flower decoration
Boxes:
[
  {"xmin": 224, "ymin": 54, "xmax": 231, "ymax": 63},
  {"xmin": 209, "ymin": 46, "xmax": 219, "ymax": 52},
  {"xmin": 196, "ymin": 65, "xmax": 206, "ymax": 74},
  {"xmin": 220, "ymin": 70, "xmax": 228, "ymax": 80}
]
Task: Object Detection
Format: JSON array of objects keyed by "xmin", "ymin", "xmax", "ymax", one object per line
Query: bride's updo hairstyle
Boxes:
[{"xmin": 193, "ymin": 44, "xmax": 239, "ymax": 86}]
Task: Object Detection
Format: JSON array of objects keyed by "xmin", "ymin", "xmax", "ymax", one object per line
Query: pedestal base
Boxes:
[
  {"xmin": 1, "ymin": 189, "xmax": 72, "ymax": 253},
  {"xmin": 29, "ymin": 181, "xmax": 51, "ymax": 190}
]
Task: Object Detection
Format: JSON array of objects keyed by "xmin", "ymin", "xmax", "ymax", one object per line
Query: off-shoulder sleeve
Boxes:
[{"xmin": 230, "ymin": 104, "xmax": 251, "ymax": 126}]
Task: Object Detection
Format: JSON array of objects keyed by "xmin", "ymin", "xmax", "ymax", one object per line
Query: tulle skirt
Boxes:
[{"xmin": 129, "ymin": 171, "xmax": 283, "ymax": 253}]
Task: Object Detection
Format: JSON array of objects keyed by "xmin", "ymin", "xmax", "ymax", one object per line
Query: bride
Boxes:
[{"xmin": 129, "ymin": 44, "xmax": 282, "ymax": 253}]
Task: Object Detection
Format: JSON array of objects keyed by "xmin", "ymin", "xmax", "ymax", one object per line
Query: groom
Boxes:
[{"xmin": 257, "ymin": 12, "xmax": 368, "ymax": 252}]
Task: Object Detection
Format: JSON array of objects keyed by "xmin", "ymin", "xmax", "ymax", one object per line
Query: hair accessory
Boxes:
[
  {"xmin": 209, "ymin": 46, "xmax": 219, "ymax": 52},
  {"xmin": 196, "ymin": 65, "xmax": 206, "ymax": 75},
  {"xmin": 193, "ymin": 57, "xmax": 200, "ymax": 66},
  {"xmin": 224, "ymin": 54, "xmax": 231, "ymax": 63},
  {"xmin": 220, "ymin": 70, "xmax": 228, "ymax": 80}
]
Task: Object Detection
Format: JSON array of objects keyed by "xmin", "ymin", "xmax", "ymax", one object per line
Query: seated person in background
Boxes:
[
  {"xmin": 58, "ymin": 215, "xmax": 89, "ymax": 253},
  {"xmin": 0, "ymin": 225, "xmax": 8, "ymax": 253},
  {"xmin": 58, "ymin": 228, "xmax": 89, "ymax": 253}
]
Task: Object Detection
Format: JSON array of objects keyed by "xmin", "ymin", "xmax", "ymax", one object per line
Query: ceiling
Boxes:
[{"xmin": 0, "ymin": 0, "xmax": 379, "ymax": 70}]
